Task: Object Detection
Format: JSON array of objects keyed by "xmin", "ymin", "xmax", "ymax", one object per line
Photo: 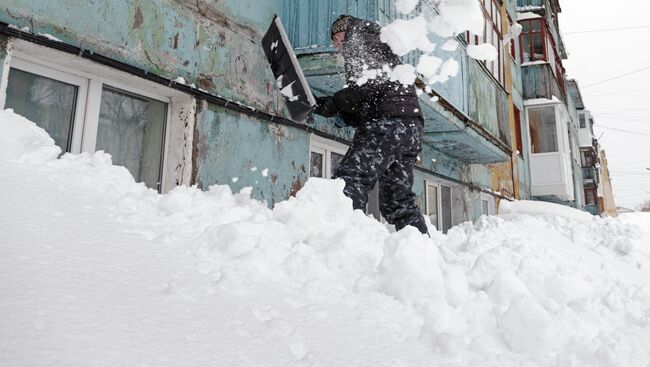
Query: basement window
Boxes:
[
  {"xmin": 309, "ymin": 135, "xmax": 348, "ymax": 179},
  {"xmin": 425, "ymin": 181, "xmax": 454, "ymax": 233},
  {"xmin": 3, "ymin": 56, "xmax": 171, "ymax": 192}
]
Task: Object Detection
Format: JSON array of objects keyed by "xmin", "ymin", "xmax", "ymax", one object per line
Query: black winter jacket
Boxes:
[{"xmin": 332, "ymin": 17, "xmax": 423, "ymax": 125}]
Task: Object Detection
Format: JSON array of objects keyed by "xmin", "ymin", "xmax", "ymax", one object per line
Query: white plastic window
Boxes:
[{"xmin": 2, "ymin": 56, "xmax": 171, "ymax": 191}]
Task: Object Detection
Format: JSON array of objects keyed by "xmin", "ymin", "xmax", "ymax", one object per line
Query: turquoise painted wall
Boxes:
[
  {"xmin": 0, "ymin": 0, "xmax": 288, "ymax": 116},
  {"xmin": 194, "ymin": 103, "xmax": 310, "ymax": 207}
]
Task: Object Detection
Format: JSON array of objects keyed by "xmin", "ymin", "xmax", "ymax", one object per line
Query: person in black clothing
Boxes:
[{"xmin": 314, "ymin": 15, "xmax": 429, "ymax": 235}]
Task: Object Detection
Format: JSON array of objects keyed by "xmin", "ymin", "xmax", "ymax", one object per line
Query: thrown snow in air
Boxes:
[
  {"xmin": 2, "ymin": 108, "xmax": 650, "ymax": 366},
  {"xmin": 378, "ymin": 0, "xmax": 497, "ymax": 88},
  {"xmin": 394, "ymin": 0, "xmax": 419, "ymax": 14},
  {"xmin": 380, "ymin": 16, "xmax": 435, "ymax": 57},
  {"xmin": 467, "ymin": 44, "xmax": 498, "ymax": 61}
]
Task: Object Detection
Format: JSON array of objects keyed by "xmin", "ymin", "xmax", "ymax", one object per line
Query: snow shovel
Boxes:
[{"xmin": 262, "ymin": 15, "xmax": 317, "ymax": 123}]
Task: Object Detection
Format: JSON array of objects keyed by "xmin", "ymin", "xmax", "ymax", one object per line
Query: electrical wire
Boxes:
[
  {"xmin": 581, "ymin": 66, "xmax": 650, "ymax": 89},
  {"xmin": 582, "ymin": 90, "xmax": 650, "ymax": 98},
  {"xmin": 596, "ymin": 125, "xmax": 650, "ymax": 136},
  {"xmin": 564, "ymin": 25, "xmax": 650, "ymax": 35}
]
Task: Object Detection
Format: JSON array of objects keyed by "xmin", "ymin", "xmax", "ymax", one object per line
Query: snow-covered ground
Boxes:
[{"xmin": 1, "ymin": 108, "xmax": 649, "ymax": 366}]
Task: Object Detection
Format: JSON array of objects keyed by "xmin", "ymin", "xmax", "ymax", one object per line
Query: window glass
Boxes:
[
  {"xmin": 584, "ymin": 188, "xmax": 597, "ymax": 205},
  {"xmin": 5, "ymin": 68, "xmax": 78, "ymax": 152},
  {"xmin": 482, "ymin": 199, "xmax": 489, "ymax": 215},
  {"xmin": 528, "ymin": 106, "xmax": 558, "ymax": 153},
  {"xmin": 330, "ymin": 152, "xmax": 345, "ymax": 177},
  {"xmin": 426, "ymin": 184, "xmax": 439, "ymax": 229},
  {"xmin": 530, "ymin": 19, "xmax": 542, "ymax": 32},
  {"xmin": 514, "ymin": 108, "xmax": 524, "ymax": 155},
  {"xmin": 579, "ymin": 114, "xmax": 586, "ymax": 128},
  {"xmin": 532, "ymin": 34, "xmax": 544, "ymax": 60},
  {"xmin": 310, "ymin": 152, "xmax": 323, "ymax": 178},
  {"xmin": 96, "ymin": 87, "xmax": 167, "ymax": 190}
]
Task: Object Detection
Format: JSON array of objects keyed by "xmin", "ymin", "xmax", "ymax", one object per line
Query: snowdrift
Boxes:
[{"xmin": 1, "ymin": 109, "xmax": 649, "ymax": 366}]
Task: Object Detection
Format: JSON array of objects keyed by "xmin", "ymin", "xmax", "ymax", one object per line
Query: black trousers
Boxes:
[{"xmin": 333, "ymin": 117, "xmax": 429, "ymax": 235}]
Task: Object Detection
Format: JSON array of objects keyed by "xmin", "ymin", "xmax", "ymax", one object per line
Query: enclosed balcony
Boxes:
[{"xmin": 282, "ymin": 0, "xmax": 511, "ymax": 164}]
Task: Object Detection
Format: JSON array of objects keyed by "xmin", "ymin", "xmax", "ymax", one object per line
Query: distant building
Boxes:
[
  {"xmin": 567, "ymin": 79, "xmax": 602, "ymax": 215},
  {"xmin": 598, "ymin": 150, "xmax": 617, "ymax": 216}
]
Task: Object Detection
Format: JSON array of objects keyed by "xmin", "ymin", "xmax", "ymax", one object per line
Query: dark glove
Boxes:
[{"xmin": 314, "ymin": 96, "xmax": 339, "ymax": 118}]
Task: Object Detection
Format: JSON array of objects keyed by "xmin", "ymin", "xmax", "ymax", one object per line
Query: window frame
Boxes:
[
  {"xmin": 425, "ymin": 181, "xmax": 442, "ymax": 230},
  {"xmin": 526, "ymin": 104, "xmax": 560, "ymax": 155},
  {"xmin": 518, "ymin": 18, "xmax": 567, "ymax": 96},
  {"xmin": 514, "ymin": 107, "xmax": 524, "ymax": 157},
  {"xmin": 2, "ymin": 50, "xmax": 176, "ymax": 192},
  {"xmin": 425, "ymin": 180, "xmax": 455, "ymax": 232},
  {"xmin": 8, "ymin": 57, "xmax": 90, "ymax": 153},
  {"xmin": 584, "ymin": 187, "xmax": 598, "ymax": 206},
  {"xmin": 309, "ymin": 135, "xmax": 349, "ymax": 179}
]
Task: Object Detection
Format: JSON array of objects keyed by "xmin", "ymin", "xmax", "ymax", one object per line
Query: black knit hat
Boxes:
[{"xmin": 331, "ymin": 15, "xmax": 353, "ymax": 39}]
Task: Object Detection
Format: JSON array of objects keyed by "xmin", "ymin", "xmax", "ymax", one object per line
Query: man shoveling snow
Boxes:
[{"xmin": 314, "ymin": 15, "xmax": 429, "ymax": 235}]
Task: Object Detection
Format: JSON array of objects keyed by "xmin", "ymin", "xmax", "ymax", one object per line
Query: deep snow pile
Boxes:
[{"xmin": 1, "ymin": 108, "xmax": 650, "ymax": 367}]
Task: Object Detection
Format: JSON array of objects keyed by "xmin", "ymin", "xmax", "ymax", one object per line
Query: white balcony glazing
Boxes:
[{"xmin": 525, "ymin": 101, "xmax": 575, "ymax": 200}]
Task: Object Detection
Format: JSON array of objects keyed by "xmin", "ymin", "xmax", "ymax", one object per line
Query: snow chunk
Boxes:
[
  {"xmin": 389, "ymin": 64, "xmax": 417, "ymax": 86},
  {"xmin": 380, "ymin": 16, "xmax": 435, "ymax": 57},
  {"xmin": 430, "ymin": 58, "xmax": 459, "ymax": 84},
  {"xmin": 8, "ymin": 24, "xmax": 30, "ymax": 32},
  {"xmin": 467, "ymin": 44, "xmax": 498, "ymax": 61},
  {"xmin": 427, "ymin": 0, "xmax": 484, "ymax": 37},
  {"xmin": 37, "ymin": 33, "xmax": 62, "ymax": 42},
  {"xmin": 441, "ymin": 39, "xmax": 459, "ymax": 51},
  {"xmin": 174, "ymin": 76, "xmax": 186, "ymax": 85},
  {"xmin": 416, "ymin": 54, "xmax": 443, "ymax": 80},
  {"xmin": 394, "ymin": 0, "xmax": 419, "ymax": 14}
]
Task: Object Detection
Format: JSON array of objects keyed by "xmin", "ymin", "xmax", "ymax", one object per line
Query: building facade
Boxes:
[{"xmin": 0, "ymin": 0, "xmax": 610, "ymax": 234}]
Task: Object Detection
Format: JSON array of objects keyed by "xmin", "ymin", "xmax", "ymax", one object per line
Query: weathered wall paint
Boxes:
[
  {"xmin": 521, "ymin": 63, "xmax": 562, "ymax": 100},
  {"xmin": 193, "ymin": 103, "xmax": 310, "ymax": 207},
  {"xmin": 285, "ymin": 0, "xmax": 508, "ymax": 165},
  {"xmin": 468, "ymin": 61, "xmax": 502, "ymax": 139},
  {"xmin": 0, "ymin": 0, "xmax": 289, "ymax": 117}
]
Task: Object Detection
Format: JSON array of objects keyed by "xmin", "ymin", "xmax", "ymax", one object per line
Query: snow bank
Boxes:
[
  {"xmin": 2, "ymin": 109, "xmax": 650, "ymax": 366},
  {"xmin": 500, "ymin": 199, "xmax": 594, "ymax": 222}
]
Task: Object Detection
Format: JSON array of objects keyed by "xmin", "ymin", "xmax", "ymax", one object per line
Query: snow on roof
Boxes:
[
  {"xmin": 517, "ymin": 12, "xmax": 542, "ymax": 21},
  {"xmin": 523, "ymin": 96, "xmax": 562, "ymax": 106}
]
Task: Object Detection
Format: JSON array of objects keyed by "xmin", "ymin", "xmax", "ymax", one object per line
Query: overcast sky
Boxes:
[{"xmin": 559, "ymin": 0, "xmax": 650, "ymax": 210}]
